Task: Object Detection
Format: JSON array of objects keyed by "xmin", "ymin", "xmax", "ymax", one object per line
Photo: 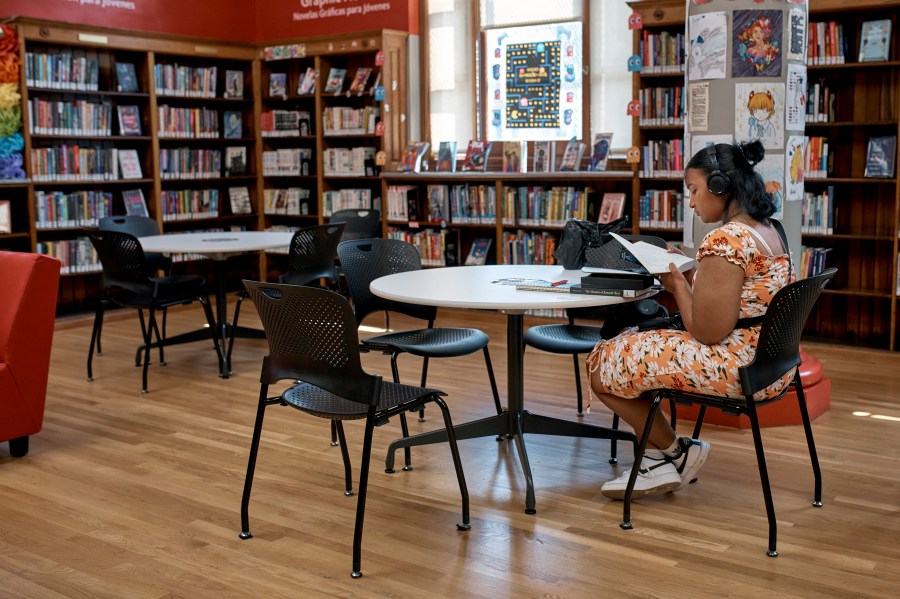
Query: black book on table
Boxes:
[
  {"xmin": 570, "ymin": 285, "xmax": 654, "ymax": 298},
  {"xmin": 581, "ymin": 272, "xmax": 655, "ymax": 290}
]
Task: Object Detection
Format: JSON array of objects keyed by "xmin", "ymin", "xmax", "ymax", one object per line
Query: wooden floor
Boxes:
[{"xmin": 2, "ymin": 302, "xmax": 899, "ymax": 598}]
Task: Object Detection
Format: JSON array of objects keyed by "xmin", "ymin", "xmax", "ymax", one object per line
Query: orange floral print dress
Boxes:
[{"xmin": 587, "ymin": 222, "xmax": 795, "ymax": 401}]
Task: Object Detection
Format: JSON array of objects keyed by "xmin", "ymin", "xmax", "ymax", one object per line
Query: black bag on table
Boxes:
[{"xmin": 553, "ymin": 216, "xmax": 628, "ymax": 270}]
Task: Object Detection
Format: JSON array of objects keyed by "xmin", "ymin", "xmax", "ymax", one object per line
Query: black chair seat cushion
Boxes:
[
  {"xmin": 362, "ymin": 327, "xmax": 490, "ymax": 358},
  {"xmin": 524, "ymin": 324, "xmax": 602, "ymax": 354},
  {"xmin": 111, "ymin": 274, "xmax": 207, "ymax": 308},
  {"xmin": 282, "ymin": 380, "xmax": 446, "ymax": 420}
]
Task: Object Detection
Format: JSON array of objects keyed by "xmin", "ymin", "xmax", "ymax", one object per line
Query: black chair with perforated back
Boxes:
[
  {"xmin": 238, "ymin": 281, "xmax": 470, "ymax": 578},
  {"xmin": 229, "ymin": 222, "xmax": 346, "ymax": 361},
  {"xmin": 97, "ymin": 216, "xmax": 172, "ymax": 358},
  {"xmin": 337, "ymin": 238, "xmax": 503, "ymax": 464},
  {"xmin": 619, "ymin": 268, "xmax": 837, "ymax": 557},
  {"xmin": 331, "ymin": 208, "xmax": 382, "ymax": 241},
  {"xmin": 87, "ymin": 230, "xmax": 222, "ymax": 393}
]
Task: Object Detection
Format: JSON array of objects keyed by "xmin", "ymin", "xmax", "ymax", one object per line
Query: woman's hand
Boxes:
[
  {"xmin": 658, "ymin": 262, "xmax": 689, "ymax": 296},
  {"xmin": 666, "ymin": 245, "xmax": 696, "ymax": 280}
]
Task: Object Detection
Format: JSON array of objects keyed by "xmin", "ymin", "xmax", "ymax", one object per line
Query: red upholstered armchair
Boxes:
[{"xmin": 0, "ymin": 251, "xmax": 61, "ymax": 457}]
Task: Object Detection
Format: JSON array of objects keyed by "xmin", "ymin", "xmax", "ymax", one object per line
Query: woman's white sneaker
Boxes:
[
  {"xmin": 673, "ymin": 438, "xmax": 710, "ymax": 491},
  {"xmin": 601, "ymin": 450, "xmax": 682, "ymax": 500}
]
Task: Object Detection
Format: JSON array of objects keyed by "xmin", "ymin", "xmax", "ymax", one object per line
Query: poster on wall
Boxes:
[
  {"xmin": 785, "ymin": 136, "xmax": 806, "ymax": 203},
  {"xmin": 484, "ymin": 21, "xmax": 582, "ymax": 142},
  {"xmin": 735, "ymin": 82, "xmax": 785, "ymax": 150},
  {"xmin": 756, "ymin": 153, "xmax": 785, "ymax": 219},
  {"xmin": 688, "ymin": 11, "xmax": 727, "ymax": 81},
  {"xmin": 733, "ymin": 10, "xmax": 783, "ymax": 77},
  {"xmin": 786, "ymin": 64, "xmax": 807, "ymax": 130}
]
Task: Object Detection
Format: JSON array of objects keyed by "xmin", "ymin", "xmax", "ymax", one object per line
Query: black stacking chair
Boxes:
[
  {"xmin": 238, "ymin": 281, "xmax": 470, "ymax": 578},
  {"xmin": 330, "ymin": 208, "xmax": 382, "ymax": 240},
  {"xmin": 337, "ymin": 238, "xmax": 502, "ymax": 462},
  {"xmin": 524, "ymin": 235, "xmax": 668, "ymax": 415},
  {"xmin": 96, "ymin": 215, "xmax": 172, "ymax": 357},
  {"xmin": 87, "ymin": 230, "xmax": 222, "ymax": 393},
  {"xmin": 620, "ymin": 268, "xmax": 837, "ymax": 557},
  {"xmin": 229, "ymin": 222, "xmax": 345, "ymax": 359}
]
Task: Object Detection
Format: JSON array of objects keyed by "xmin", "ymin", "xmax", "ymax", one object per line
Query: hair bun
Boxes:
[{"xmin": 740, "ymin": 140, "xmax": 766, "ymax": 167}]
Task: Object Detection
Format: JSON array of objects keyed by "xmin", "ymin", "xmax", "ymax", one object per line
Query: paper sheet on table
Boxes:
[{"xmin": 609, "ymin": 233, "xmax": 695, "ymax": 275}]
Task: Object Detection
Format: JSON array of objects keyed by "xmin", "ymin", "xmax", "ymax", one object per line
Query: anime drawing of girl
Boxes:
[{"xmin": 747, "ymin": 91, "xmax": 776, "ymax": 140}]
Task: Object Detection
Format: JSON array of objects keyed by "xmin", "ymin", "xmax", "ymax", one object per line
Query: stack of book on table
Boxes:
[{"xmin": 513, "ymin": 270, "xmax": 655, "ymax": 297}]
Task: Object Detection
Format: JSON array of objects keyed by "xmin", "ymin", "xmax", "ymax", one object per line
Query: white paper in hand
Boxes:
[{"xmin": 609, "ymin": 233, "xmax": 695, "ymax": 274}]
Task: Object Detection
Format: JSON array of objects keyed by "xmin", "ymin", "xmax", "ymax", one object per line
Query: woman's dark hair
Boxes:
[{"xmin": 686, "ymin": 139, "xmax": 775, "ymax": 221}]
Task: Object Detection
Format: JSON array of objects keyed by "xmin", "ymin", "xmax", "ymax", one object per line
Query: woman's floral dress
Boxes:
[{"xmin": 587, "ymin": 222, "xmax": 795, "ymax": 401}]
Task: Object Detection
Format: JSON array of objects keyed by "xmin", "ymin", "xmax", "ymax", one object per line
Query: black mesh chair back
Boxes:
[
  {"xmin": 238, "ymin": 281, "xmax": 470, "ymax": 578},
  {"xmin": 331, "ymin": 208, "xmax": 382, "ymax": 241},
  {"xmin": 87, "ymin": 230, "xmax": 220, "ymax": 393},
  {"xmin": 337, "ymin": 238, "xmax": 436, "ymax": 323},
  {"xmin": 99, "ymin": 215, "xmax": 170, "ymax": 274},
  {"xmin": 244, "ymin": 280, "xmax": 376, "ymax": 402},
  {"xmin": 619, "ymin": 267, "xmax": 838, "ymax": 557},
  {"xmin": 279, "ymin": 222, "xmax": 345, "ymax": 287},
  {"xmin": 584, "ymin": 234, "xmax": 667, "ymax": 271}
]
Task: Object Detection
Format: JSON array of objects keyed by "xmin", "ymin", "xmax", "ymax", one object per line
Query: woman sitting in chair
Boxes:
[{"xmin": 587, "ymin": 140, "xmax": 794, "ymax": 499}]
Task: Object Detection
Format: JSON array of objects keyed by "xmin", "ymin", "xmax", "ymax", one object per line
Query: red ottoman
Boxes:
[{"xmin": 665, "ymin": 348, "xmax": 830, "ymax": 429}]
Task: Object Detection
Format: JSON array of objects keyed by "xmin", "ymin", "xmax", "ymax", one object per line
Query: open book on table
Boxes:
[{"xmin": 609, "ymin": 233, "xmax": 695, "ymax": 275}]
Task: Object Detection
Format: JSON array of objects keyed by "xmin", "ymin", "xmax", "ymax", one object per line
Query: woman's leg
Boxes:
[{"xmin": 593, "ymin": 389, "xmax": 676, "ymax": 450}]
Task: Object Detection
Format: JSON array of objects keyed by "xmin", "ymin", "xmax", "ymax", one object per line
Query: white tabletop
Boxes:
[
  {"xmin": 370, "ymin": 264, "xmax": 645, "ymax": 312},
  {"xmin": 138, "ymin": 231, "xmax": 294, "ymax": 261}
]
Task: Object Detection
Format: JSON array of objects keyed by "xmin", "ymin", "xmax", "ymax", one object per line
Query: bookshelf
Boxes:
[
  {"xmin": 628, "ymin": 0, "xmax": 900, "ymax": 350},
  {"xmin": 381, "ymin": 169, "xmax": 633, "ymax": 268}
]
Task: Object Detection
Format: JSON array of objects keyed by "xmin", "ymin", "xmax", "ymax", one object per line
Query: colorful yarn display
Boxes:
[
  {"xmin": 0, "ymin": 104, "xmax": 21, "ymax": 138},
  {"xmin": 0, "ymin": 131, "xmax": 23, "ymax": 157},
  {"xmin": 0, "ymin": 82, "xmax": 20, "ymax": 109},
  {"xmin": 0, "ymin": 54, "xmax": 19, "ymax": 83},
  {"xmin": 0, "ymin": 25, "xmax": 17, "ymax": 55},
  {"xmin": 0, "ymin": 151, "xmax": 25, "ymax": 179}
]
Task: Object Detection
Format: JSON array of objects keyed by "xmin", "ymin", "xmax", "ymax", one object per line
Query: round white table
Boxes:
[
  {"xmin": 139, "ymin": 231, "xmax": 293, "ymax": 376},
  {"xmin": 371, "ymin": 264, "xmax": 643, "ymax": 514}
]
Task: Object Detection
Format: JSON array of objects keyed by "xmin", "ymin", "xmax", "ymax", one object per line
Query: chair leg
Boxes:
[
  {"xmin": 609, "ymin": 413, "xmax": 620, "ymax": 464},
  {"xmin": 351, "ymin": 407, "xmax": 378, "ymax": 578},
  {"xmin": 399, "ymin": 412, "xmax": 413, "ymax": 471},
  {"xmin": 691, "ymin": 406, "xmax": 707, "ymax": 440},
  {"xmin": 668, "ymin": 399, "xmax": 677, "ymax": 430},
  {"xmin": 482, "ymin": 346, "xmax": 503, "ymax": 416},
  {"xmin": 572, "ymin": 353, "xmax": 584, "ymax": 416},
  {"xmin": 152, "ymin": 314, "xmax": 166, "ymax": 366},
  {"xmin": 87, "ymin": 301, "xmax": 105, "ymax": 381},
  {"xmin": 140, "ymin": 307, "xmax": 156, "ymax": 393},
  {"xmin": 330, "ymin": 420, "xmax": 339, "ymax": 446},
  {"xmin": 793, "ymin": 374, "xmax": 823, "ymax": 507},
  {"xmin": 136, "ymin": 309, "xmax": 148, "ymax": 366},
  {"xmin": 621, "ymin": 392, "xmax": 663, "ymax": 530},
  {"xmin": 8, "ymin": 435, "xmax": 29, "ymax": 457},
  {"xmin": 417, "ymin": 357, "xmax": 430, "ymax": 421},
  {"xmin": 228, "ymin": 293, "xmax": 245, "ymax": 369},
  {"xmin": 240, "ymin": 385, "xmax": 270, "ymax": 540},
  {"xmin": 432, "ymin": 395, "xmax": 471, "ymax": 531},
  {"xmin": 334, "ymin": 420, "xmax": 354, "ymax": 496},
  {"xmin": 746, "ymin": 398, "xmax": 779, "ymax": 557},
  {"xmin": 95, "ymin": 301, "xmax": 105, "ymax": 355}
]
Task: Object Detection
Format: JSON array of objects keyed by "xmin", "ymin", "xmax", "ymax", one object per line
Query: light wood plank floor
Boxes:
[{"xmin": 2, "ymin": 302, "xmax": 899, "ymax": 598}]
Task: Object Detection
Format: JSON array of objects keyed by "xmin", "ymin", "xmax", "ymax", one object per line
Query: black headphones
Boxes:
[{"xmin": 705, "ymin": 144, "xmax": 732, "ymax": 196}]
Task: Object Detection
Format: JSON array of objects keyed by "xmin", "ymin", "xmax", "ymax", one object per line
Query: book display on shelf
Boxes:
[
  {"xmin": 859, "ymin": 19, "xmax": 891, "ymax": 62},
  {"xmin": 269, "ymin": 73, "xmax": 287, "ymax": 99},
  {"xmin": 532, "ymin": 141, "xmax": 555, "ymax": 173},
  {"xmin": 0, "ymin": 200, "xmax": 10, "ymax": 234},
  {"xmin": 348, "ymin": 67, "xmax": 372, "ymax": 95},
  {"xmin": 465, "ymin": 238, "xmax": 492, "ymax": 266},
  {"xmin": 864, "ymin": 136, "xmax": 896, "ymax": 178},
  {"xmin": 502, "ymin": 141, "xmax": 526, "ymax": 173},
  {"xmin": 558, "ymin": 140, "xmax": 585, "ymax": 171},
  {"xmin": 398, "ymin": 141, "xmax": 430, "ymax": 173},
  {"xmin": 462, "ymin": 140, "xmax": 492, "ymax": 172},
  {"xmin": 122, "ymin": 189, "xmax": 149, "ymax": 217},
  {"xmin": 298, "ymin": 112, "xmax": 311, "ymax": 136},
  {"xmin": 589, "ymin": 133, "xmax": 613, "ymax": 171},
  {"xmin": 117, "ymin": 105, "xmax": 142, "ymax": 136},
  {"xmin": 323, "ymin": 68, "xmax": 347, "ymax": 94},
  {"xmin": 436, "ymin": 141, "xmax": 457, "ymax": 172},
  {"xmin": 224, "ymin": 111, "xmax": 242, "ymax": 139},
  {"xmin": 598, "ymin": 192, "xmax": 626, "ymax": 224},
  {"xmin": 228, "ymin": 186, "xmax": 252, "ymax": 214},
  {"xmin": 114, "ymin": 62, "xmax": 138, "ymax": 92},
  {"xmin": 225, "ymin": 146, "xmax": 248, "ymax": 176},
  {"xmin": 118, "ymin": 149, "xmax": 143, "ymax": 179},
  {"xmin": 225, "ymin": 70, "xmax": 244, "ymax": 99},
  {"xmin": 298, "ymin": 67, "xmax": 318, "ymax": 94}
]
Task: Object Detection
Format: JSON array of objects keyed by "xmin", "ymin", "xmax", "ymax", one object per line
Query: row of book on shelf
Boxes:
[
  {"xmin": 399, "ymin": 134, "xmax": 613, "ymax": 175},
  {"xmin": 637, "ymin": 86, "xmax": 684, "ymax": 126},
  {"xmin": 267, "ymin": 66, "xmax": 382, "ymax": 98},
  {"xmin": 808, "ymin": 18, "xmax": 892, "ymax": 65},
  {"xmin": 29, "ymin": 147, "xmax": 143, "ymax": 181},
  {"xmin": 801, "ymin": 186, "xmax": 835, "ymax": 235}
]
